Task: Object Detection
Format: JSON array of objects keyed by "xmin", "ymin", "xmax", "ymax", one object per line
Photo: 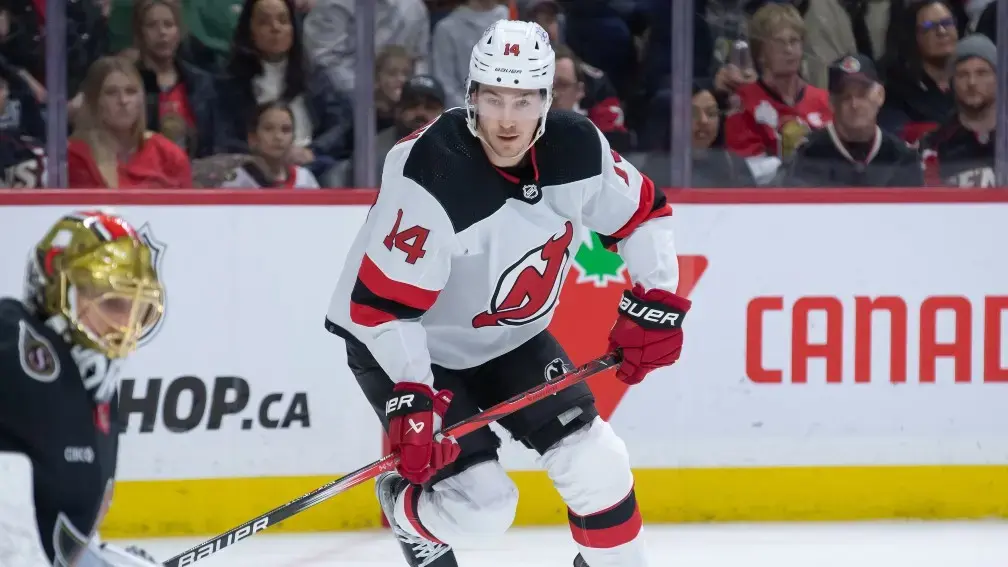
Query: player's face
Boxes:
[
  {"xmin": 140, "ymin": 3, "xmax": 180, "ymax": 61},
  {"xmin": 691, "ymin": 90, "xmax": 720, "ymax": 149},
  {"xmin": 832, "ymin": 81, "xmax": 880, "ymax": 131},
  {"xmin": 76, "ymin": 285, "xmax": 160, "ymax": 354},
  {"xmin": 953, "ymin": 57, "xmax": 995, "ymax": 113},
  {"xmin": 251, "ymin": 0, "xmax": 293, "ymax": 60},
  {"xmin": 251, "ymin": 107, "xmax": 295, "ymax": 161},
  {"xmin": 98, "ymin": 71, "xmax": 143, "ymax": 132},
  {"xmin": 551, "ymin": 58, "xmax": 583, "ymax": 111},
  {"xmin": 916, "ymin": 2, "xmax": 957, "ymax": 60},
  {"xmin": 475, "ymin": 86, "xmax": 544, "ymax": 166},
  {"xmin": 762, "ymin": 28, "xmax": 803, "ymax": 76}
]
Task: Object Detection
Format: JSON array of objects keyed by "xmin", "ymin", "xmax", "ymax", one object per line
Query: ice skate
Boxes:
[
  {"xmin": 376, "ymin": 472, "xmax": 458, "ymax": 567},
  {"xmin": 573, "ymin": 553, "xmax": 589, "ymax": 567}
]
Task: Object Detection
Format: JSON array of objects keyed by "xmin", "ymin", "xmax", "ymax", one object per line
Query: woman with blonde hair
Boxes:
[
  {"xmin": 722, "ymin": 2, "xmax": 832, "ymax": 183},
  {"xmin": 68, "ymin": 56, "xmax": 192, "ymax": 189}
]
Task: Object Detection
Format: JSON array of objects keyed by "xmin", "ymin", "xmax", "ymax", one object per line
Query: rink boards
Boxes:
[{"xmin": 0, "ymin": 190, "xmax": 1005, "ymax": 537}]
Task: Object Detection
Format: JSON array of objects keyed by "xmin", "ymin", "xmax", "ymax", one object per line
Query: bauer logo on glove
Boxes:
[
  {"xmin": 608, "ymin": 284, "xmax": 692, "ymax": 385},
  {"xmin": 617, "ymin": 289, "xmax": 686, "ymax": 329}
]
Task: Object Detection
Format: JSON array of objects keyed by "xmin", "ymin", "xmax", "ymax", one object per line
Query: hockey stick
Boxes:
[{"xmin": 163, "ymin": 352, "xmax": 621, "ymax": 567}]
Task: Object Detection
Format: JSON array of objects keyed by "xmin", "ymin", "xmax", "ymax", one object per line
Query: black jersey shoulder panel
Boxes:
[{"xmin": 401, "ymin": 109, "xmax": 511, "ymax": 233}]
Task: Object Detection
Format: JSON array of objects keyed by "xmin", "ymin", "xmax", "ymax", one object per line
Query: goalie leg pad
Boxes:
[
  {"xmin": 538, "ymin": 417, "xmax": 647, "ymax": 567},
  {"xmin": 395, "ymin": 459, "xmax": 519, "ymax": 543}
]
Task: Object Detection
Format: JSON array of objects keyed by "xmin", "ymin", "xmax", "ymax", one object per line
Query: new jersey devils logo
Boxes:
[{"xmin": 473, "ymin": 221, "xmax": 574, "ymax": 328}]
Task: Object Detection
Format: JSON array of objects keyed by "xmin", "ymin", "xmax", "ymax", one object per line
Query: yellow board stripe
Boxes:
[{"xmin": 101, "ymin": 466, "xmax": 1008, "ymax": 538}]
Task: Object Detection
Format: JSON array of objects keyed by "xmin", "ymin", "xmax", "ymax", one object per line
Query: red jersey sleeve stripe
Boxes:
[
  {"xmin": 607, "ymin": 173, "xmax": 672, "ymax": 241},
  {"xmin": 358, "ymin": 254, "xmax": 440, "ymax": 311},
  {"xmin": 349, "ymin": 302, "xmax": 400, "ymax": 327}
]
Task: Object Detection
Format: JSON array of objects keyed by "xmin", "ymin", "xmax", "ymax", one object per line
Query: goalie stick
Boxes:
[{"xmin": 163, "ymin": 352, "xmax": 622, "ymax": 567}]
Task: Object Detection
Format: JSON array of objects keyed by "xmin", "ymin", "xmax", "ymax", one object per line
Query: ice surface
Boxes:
[{"xmin": 113, "ymin": 522, "xmax": 1008, "ymax": 567}]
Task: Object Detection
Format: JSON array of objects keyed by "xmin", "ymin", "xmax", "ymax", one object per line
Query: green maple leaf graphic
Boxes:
[{"xmin": 572, "ymin": 232, "xmax": 627, "ymax": 287}]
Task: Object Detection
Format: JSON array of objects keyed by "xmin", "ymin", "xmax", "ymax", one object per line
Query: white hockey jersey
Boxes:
[
  {"xmin": 220, "ymin": 163, "xmax": 320, "ymax": 189},
  {"xmin": 325, "ymin": 109, "xmax": 680, "ymax": 386}
]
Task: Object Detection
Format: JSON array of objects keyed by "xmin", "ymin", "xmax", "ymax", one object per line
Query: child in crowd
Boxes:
[{"xmin": 221, "ymin": 101, "xmax": 320, "ymax": 188}]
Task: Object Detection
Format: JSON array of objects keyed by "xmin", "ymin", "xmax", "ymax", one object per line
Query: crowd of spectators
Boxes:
[{"xmin": 0, "ymin": 0, "xmax": 1000, "ymax": 189}]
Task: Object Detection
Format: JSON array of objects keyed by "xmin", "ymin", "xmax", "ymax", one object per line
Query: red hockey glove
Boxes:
[
  {"xmin": 608, "ymin": 284, "xmax": 691, "ymax": 385},
  {"xmin": 385, "ymin": 382, "xmax": 460, "ymax": 484}
]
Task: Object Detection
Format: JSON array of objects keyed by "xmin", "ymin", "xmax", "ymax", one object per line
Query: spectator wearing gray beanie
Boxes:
[
  {"xmin": 919, "ymin": 34, "xmax": 997, "ymax": 187},
  {"xmin": 949, "ymin": 34, "xmax": 996, "ymax": 75}
]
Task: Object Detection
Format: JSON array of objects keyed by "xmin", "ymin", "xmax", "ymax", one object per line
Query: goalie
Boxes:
[{"xmin": 0, "ymin": 211, "xmax": 165, "ymax": 567}]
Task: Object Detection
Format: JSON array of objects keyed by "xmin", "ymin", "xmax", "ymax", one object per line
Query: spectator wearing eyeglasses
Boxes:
[
  {"xmin": 920, "ymin": 35, "xmax": 997, "ymax": 188},
  {"xmin": 879, "ymin": 1, "xmax": 958, "ymax": 144},
  {"xmin": 722, "ymin": 3, "xmax": 832, "ymax": 184},
  {"xmin": 550, "ymin": 44, "xmax": 629, "ymax": 152},
  {"xmin": 217, "ymin": 0, "xmax": 354, "ymax": 182},
  {"xmin": 778, "ymin": 54, "xmax": 922, "ymax": 188}
]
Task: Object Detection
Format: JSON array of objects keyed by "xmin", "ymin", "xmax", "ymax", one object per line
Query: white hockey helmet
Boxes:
[{"xmin": 465, "ymin": 19, "xmax": 555, "ymax": 144}]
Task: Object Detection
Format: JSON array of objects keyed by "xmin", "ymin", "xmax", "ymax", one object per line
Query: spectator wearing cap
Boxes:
[
  {"xmin": 920, "ymin": 34, "xmax": 996, "ymax": 188},
  {"xmin": 778, "ymin": 54, "xmax": 922, "ymax": 188},
  {"xmin": 551, "ymin": 44, "xmax": 629, "ymax": 152},
  {"xmin": 374, "ymin": 74, "xmax": 446, "ymax": 180},
  {"xmin": 304, "ymin": 0, "xmax": 430, "ymax": 94},
  {"xmin": 879, "ymin": 1, "xmax": 958, "ymax": 144},
  {"xmin": 431, "ymin": 0, "xmax": 509, "ymax": 109}
]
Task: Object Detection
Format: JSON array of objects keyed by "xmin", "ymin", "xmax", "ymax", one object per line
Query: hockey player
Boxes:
[
  {"xmin": 324, "ymin": 19, "xmax": 689, "ymax": 567},
  {"xmin": 0, "ymin": 211, "xmax": 166, "ymax": 567}
]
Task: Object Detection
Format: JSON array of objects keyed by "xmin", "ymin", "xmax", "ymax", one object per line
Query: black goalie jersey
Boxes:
[
  {"xmin": 0, "ymin": 298, "xmax": 119, "ymax": 565},
  {"xmin": 325, "ymin": 109, "xmax": 681, "ymax": 387}
]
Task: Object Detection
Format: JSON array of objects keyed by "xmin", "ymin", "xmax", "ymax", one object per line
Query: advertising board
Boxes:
[{"xmin": 0, "ymin": 190, "xmax": 1004, "ymax": 536}]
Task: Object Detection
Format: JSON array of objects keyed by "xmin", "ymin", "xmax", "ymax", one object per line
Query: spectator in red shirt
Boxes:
[
  {"xmin": 132, "ymin": 0, "xmax": 221, "ymax": 158},
  {"xmin": 68, "ymin": 56, "xmax": 192, "ymax": 189},
  {"xmin": 722, "ymin": 3, "xmax": 832, "ymax": 184}
]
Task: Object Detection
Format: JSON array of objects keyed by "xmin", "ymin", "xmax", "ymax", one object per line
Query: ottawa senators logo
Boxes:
[{"xmin": 472, "ymin": 221, "xmax": 574, "ymax": 328}]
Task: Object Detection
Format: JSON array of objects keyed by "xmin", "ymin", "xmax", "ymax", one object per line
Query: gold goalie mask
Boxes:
[{"xmin": 26, "ymin": 211, "xmax": 165, "ymax": 359}]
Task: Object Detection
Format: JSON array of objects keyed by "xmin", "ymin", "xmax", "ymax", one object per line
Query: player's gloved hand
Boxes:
[
  {"xmin": 385, "ymin": 382, "xmax": 460, "ymax": 484},
  {"xmin": 608, "ymin": 284, "xmax": 691, "ymax": 385}
]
